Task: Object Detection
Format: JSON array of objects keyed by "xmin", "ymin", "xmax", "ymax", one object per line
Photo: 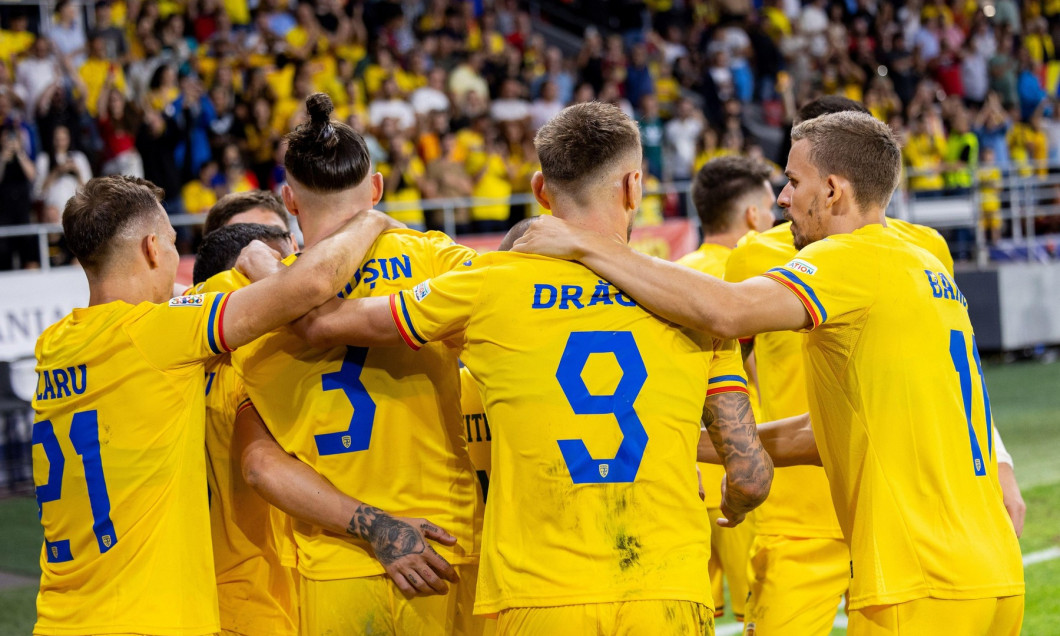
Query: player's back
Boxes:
[
  {"xmin": 405, "ymin": 252, "xmax": 746, "ymax": 614},
  {"xmin": 765, "ymin": 224, "xmax": 1024, "ymax": 608},
  {"xmin": 32, "ymin": 296, "xmax": 228, "ymax": 634},
  {"xmin": 233, "ymin": 229, "xmax": 482, "ymax": 580}
]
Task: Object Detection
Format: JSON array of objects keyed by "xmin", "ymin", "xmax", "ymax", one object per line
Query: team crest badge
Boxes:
[
  {"xmin": 745, "ymin": 623, "xmax": 756, "ymax": 636},
  {"xmin": 599, "ymin": 464, "xmax": 609, "ymax": 478},
  {"xmin": 102, "ymin": 535, "xmax": 112, "ymax": 548},
  {"xmin": 170, "ymin": 294, "xmax": 205, "ymax": 307},
  {"xmin": 50, "ymin": 546, "xmax": 58, "ymax": 559},
  {"xmin": 342, "ymin": 435, "xmax": 352, "ymax": 449}
]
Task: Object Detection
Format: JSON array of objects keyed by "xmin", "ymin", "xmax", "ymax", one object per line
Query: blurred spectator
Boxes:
[
  {"xmin": 98, "ymin": 89, "xmax": 143, "ymax": 177},
  {"xmin": 380, "ymin": 135, "xmax": 429, "ymax": 230},
  {"xmin": 665, "ymin": 98, "xmax": 703, "ymax": 182},
  {"xmin": 369, "ymin": 78, "xmax": 416, "ymax": 131},
  {"xmin": 93, "ymin": 0, "xmax": 128, "ymax": 64},
  {"xmin": 490, "ymin": 78, "xmax": 530, "ymax": 122},
  {"xmin": 183, "ymin": 159, "xmax": 220, "ymax": 215},
  {"xmin": 904, "ymin": 112, "xmax": 947, "ymax": 195},
  {"xmin": 639, "ymin": 95, "xmax": 665, "ymax": 179},
  {"xmin": 0, "ymin": 118, "xmax": 37, "ymax": 269},
  {"xmin": 943, "ymin": 106, "xmax": 978, "ymax": 193},
  {"xmin": 469, "ymin": 128, "xmax": 511, "ymax": 233},
  {"xmin": 15, "ymin": 39, "xmax": 60, "ymax": 117},
  {"xmin": 33, "ymin": 125, "xmax": 91, "ymax": 223},
  {"xmin": 978, "ymin": 145, "xmax": 1003, "ymax": 245},
  {"xmin": 424, "ymin": 133, "xmax": 472, "ymax": 232},
  {"xmin": 975, "ymin": 93, "xmax": 1013, "ymax": 168},
  {"xmin": 172, "ymin": 73, "xmax": 217, "ymax": 181},
  {"xmin": 411, "ymin": 67, "xmax": 450, "ymax": 115},
  {"xmin": 529, "ymin": 80, "xmax": 563, "ymax": 130},
  {"xmin": 49, "ymin": 0, "xmax": 87, "ymax": 67}
]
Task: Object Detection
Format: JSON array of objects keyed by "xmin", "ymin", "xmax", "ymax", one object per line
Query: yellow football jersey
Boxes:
[
  {"xmin": 725, "ymin": 219, "xmax": 954, "ymax": 539},
  {"xmin": 459, "ymin": 366, "xmax": 492, "ymax": 502},
  {"xmin": 231, "ymin": 229, "xmax": 484, "ymax": 581},
  {"xmin": 763, "ymin": 223, "xmax": 1023, "ymax": 608},
  {"xmin": 191, "ymin": 274, "xmax": 299, "ymax": 636},
  {"xmin": 391, "ymin": 251, "xmax": 749, "ymax": 615},
  {"xmin": 31, "ymin": 292, "xmax": 232, "ymax": 635},
  {"xmin": 676, "ymin": 242, "xmax": 762, "ymax": 509}
]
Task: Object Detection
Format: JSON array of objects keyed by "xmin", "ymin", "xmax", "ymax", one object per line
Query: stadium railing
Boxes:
[{"xmin": 3, "ymin": 169, "xmax": 1059, "ymax": 270}]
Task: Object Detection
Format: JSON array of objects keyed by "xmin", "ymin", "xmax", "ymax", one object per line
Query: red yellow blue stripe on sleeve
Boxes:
[
  {"xmin": 389, "ymin": 292, "xmax": 427, "ymax": 351},
  {"xmin": 707, "ymin": 374, "xmax": 749, "ymax": 397},
  {"xmin": 761, "ymin": 268, "xmax": 828, "ymax": 328},
  {"xmin": 206, "ymin": 292, "xmax": 234, "ymax": 355}
]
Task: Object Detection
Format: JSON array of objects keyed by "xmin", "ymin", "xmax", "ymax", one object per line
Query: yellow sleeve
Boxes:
[
  {"xmin": 389, "ymin": 260, "xmax": 490, "ymax": 350},
  {"xmin": 760, "ymin": 240, "xmax": 873, "ymax": 330},
  {"xmin": 125, "ymin": 292, "xmax": 233, "ymax": 369},
  {"xmin": 425, "ymin": 231, "xmax": 479, "ymax": 276},
  {"xmin": 706, "ymin": 337, "xmax": 750, "ymax": 396}
]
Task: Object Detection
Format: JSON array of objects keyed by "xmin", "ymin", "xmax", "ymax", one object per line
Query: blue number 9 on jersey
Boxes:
[{"xmin": 555, "ymin": 331, "xmax": 648, "ymax": 484}]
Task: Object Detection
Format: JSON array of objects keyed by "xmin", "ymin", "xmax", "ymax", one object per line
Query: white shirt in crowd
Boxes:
[
  {"xmin": 529, "ymin": 98, "xmax": 564, "ymax": 130},
  {"xmin": 490, "ymin": 98, "xmax": 531, "ymax": 122},
  {"xmin": 15, "ymin": 57, "xmax": 59, "ymax": 116},
  {"xmin": 664, "ymin": 116, "xmax": 703, "ymax": 180},
  {"xmin": 410, "ymin": 86, "xmax": 450, "ymax": 115},
  {"xmin": 368, "ymin": 99, "xmax": 417, "ymax": 131}
]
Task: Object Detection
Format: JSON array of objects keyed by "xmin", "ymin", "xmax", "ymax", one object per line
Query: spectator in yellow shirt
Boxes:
[
  {"xmin": 903, "ymin": 113, "xmax": 947, "ymax": 194},
  {"xmin": 182, "ymin": 160, "xmax": 219, "ymax": 215},
  {"xmin": 469, "ymin": 130, "xmax": 512, "ymax": 233},
  {"xmin": 80, "ymin": 35, "xmax": 127, "ymax": 118},
  {"xmin": 1009, "ymin": 108, "xmax": 1049, "ymax": 177},
  {"xmin": 379, "ymin": 135, "xmax": 428, "ymax": 230}
]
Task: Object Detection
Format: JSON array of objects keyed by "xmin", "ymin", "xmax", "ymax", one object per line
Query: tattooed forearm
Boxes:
[
  {"xmin": 704, "ymin": 392, "xmax": 773, "ymax": 513},
  {"xmin": 347, "ymin": 504, "xmax": 429, "ymax": 566}
]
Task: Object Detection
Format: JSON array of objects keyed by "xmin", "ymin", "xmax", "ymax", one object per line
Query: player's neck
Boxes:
[
  {"xmin": 559, "ymin": 210, "xmax": 630, "ymax": 246},
  {"xmin": 88, "ymin": 271, "xmax": 165, "ymax": 307},
  {"xmin": 843, "ymin": 207, "xmax": 888, "ymax": 234},
  {"xmin": 699, "ymin": 229, "xmax": 746, "ymax": 249}
]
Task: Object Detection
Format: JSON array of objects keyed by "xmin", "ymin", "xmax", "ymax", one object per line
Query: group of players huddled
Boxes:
[{"xmin": 31, "ymin": 91, "xmax": 1025, "ymax": 636}]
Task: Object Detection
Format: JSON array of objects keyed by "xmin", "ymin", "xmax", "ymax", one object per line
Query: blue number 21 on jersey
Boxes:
[
  {"xmin": 555, "ymin": 331, "xmax": 648, "ymax": 484},
  {"xmin": 33, "ymin": 410, "xmax": 117, "ymax": 563}
]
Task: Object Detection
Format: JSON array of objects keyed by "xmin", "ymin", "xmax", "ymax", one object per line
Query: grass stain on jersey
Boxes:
[{"xmin": 615, "ymin": 531, "xmax": 642, "ymax": 571}]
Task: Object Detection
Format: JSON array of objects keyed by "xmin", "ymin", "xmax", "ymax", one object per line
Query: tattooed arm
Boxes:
[
  {"xmin": 234, "ymin": 402, "xmax": 459, "ymax": 596},
  {"xmin": 697, "ymin": 412, "xmax": 821, "ymax": 468},
  {"xmin": 700, "ymin": 392, "xmax": 773, "ymax": 528}
]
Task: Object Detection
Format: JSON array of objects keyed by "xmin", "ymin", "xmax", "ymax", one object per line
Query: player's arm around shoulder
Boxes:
[
  {"xmin": 221, "ymin": 210, "xmax": 400, "ymax": 350},
  {"xmin": 514, "ymin": 215, "xmax": 810, "ymax": 338}
]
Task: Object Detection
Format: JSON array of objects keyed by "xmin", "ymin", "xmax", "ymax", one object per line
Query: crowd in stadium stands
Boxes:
[{"xmin": 2, "ymin": 0, "xmax": 1060, "ymax": 269}]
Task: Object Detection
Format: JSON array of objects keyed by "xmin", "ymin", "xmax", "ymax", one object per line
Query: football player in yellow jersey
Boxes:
[
  {"xmin": 676, "ymin": 155, "xmax": 776, "ymax": 622},
  {"xmin": 459, "ymin": 218, "xmax": 541, "ymax": 506},
  {"xmin": 278, "ymin": 102, "xmax": 774, "ymax": 635},
  {"xmin": 514, "ymin": 111, "xmax": 1025, "ymax": 635},
  {"xmin": 208, "ymin": 93, "xmax": 486, "ymax": 636},
  {"xmin": 192, "ymin": 222, "xmax": 300, "ymax": 636},
  {"xmin": 31, "ymin": 175, "xmax": 397, "ymax": 635},
  {"xmin": 721, "ymin": 95, "xmax": 1024, "ymax": 636}
]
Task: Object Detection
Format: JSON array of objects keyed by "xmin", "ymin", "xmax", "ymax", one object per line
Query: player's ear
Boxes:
[
  {"xmin": 142, "ymin": 233, "xmax": 161, "ymax": 269},
  {"xmin": 531, "ymin": 171, "xmax": 552, "ymax": 210},
  {"xmin": 824, "ymin": 174, "xmax": 843, "ymax": 210},
  {"xmin": 623, "ymin": 169, "xmax": 642, "ymax": 212},
  {"xmin": 369, "ymin": 172, "xmax": 384, "ymax": 206},
  {"xmin": 281, "ymin": 184, "xmax": 298, "ymax": 217},
  {"xmin": 744, "ymin": 205, "xmax": 757, "ymax": 230}
]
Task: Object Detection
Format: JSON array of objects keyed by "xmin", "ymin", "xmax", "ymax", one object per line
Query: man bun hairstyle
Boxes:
[
  {"xmin": 534, "ymin": 102, "xmax": 642, "ymax": 202},
  {"xmin": 283, "ymin": 92, "xmax": 371, "ymax": 193},
  {"xmin": 791, "ymin": 111, "xmax": 902, "ymax": 211},
  {"xmin": 63, "ymin": 175, "xmax": 165, "ymax": 270},
  {"xmin": 691, "ymin": 156, "xmax": 773, "ymax": 234}
]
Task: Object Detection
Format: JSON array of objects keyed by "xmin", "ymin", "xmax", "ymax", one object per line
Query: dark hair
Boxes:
[
  {"xmin": 283, "ymin": 93, "xmax": 371, "ymax": 193},
  {"xmin": 204, "ymin": 190, "xmax": 290, "ymax": 235},
  {"xmin": 691, "ymin": 156, "xmax": 773, "ymax": 234},
  {"xmin": 794, "ymin": 96, "xmax": 870, "ymax": 125},
  {"xmin": 534, "ymin": 102, "xmax": 641, "ymax": 200},
  {"xmin": 63, "ymin": 176, "xmax": 165, "ymax": 270},
  {"xmin": 498, "ymin": 217, "xmax": 538, "ymax": 251},
  {"xmin": 193, "ymin": 223, "xmax": 292, "ymax": 284}
]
